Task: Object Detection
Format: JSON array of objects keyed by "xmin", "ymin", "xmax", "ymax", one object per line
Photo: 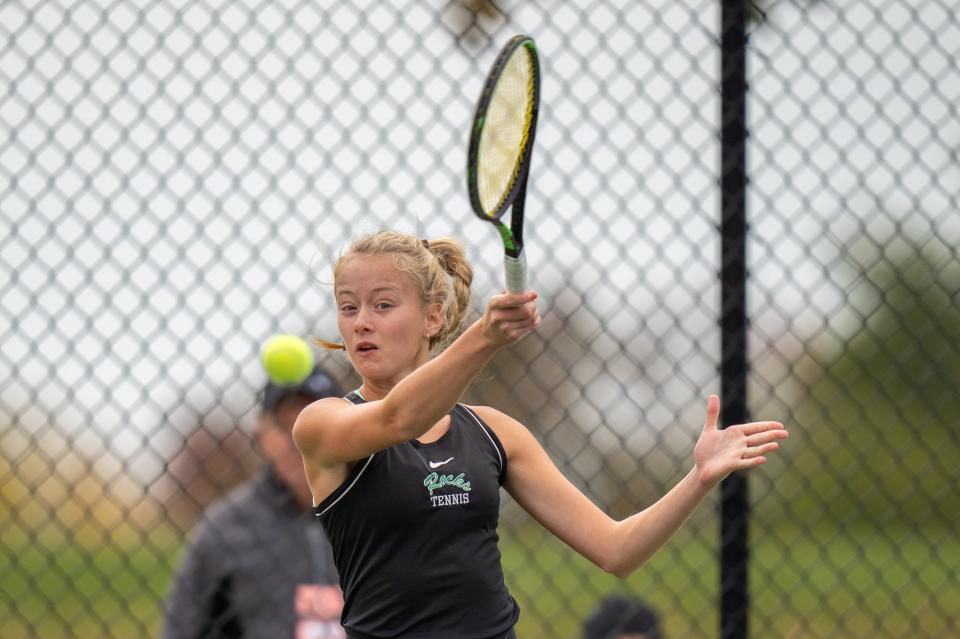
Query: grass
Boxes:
[
  {"xmin": 501, "ymin": 521, "xmax": 960, "ymax": 638},
  {"xmin": 1, "ymin": 520, "xmax": 957, "ymax": 638}
]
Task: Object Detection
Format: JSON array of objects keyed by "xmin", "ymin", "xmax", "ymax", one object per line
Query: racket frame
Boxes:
[{"xmin": 466, "ymin": 35, "xmax": 540, "ymax": 291}]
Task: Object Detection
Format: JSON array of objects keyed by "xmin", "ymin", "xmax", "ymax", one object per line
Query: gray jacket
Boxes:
[{"xmin": 161, "ymin": 469, "xmax": 341, "ymax": 639}]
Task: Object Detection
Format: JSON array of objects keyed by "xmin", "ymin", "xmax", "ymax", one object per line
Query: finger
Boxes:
[
  {"xmin": 487, "ymin": 309, "xmax": 537, "ymax": 328},
  {"xmin": 703, "ymin": 394, "xmax": 720, "ymax": 431},
  {"xmin": 489, "ymin": 308, "xmax": 539, "ymax": 328},
  {"xmin": 741, "ymin": 442, "xmax": 779, "ymax": 459},
  {"xmin": 739, "ymin": 456, "xmax": 766, "ymax": 468},
  {"xmin": 491, "ymin": 291, "xmax": 538, "ymax": 309},
  {"xmin": 497, "ymin": 319, "xmax": 540, "ymax": 336},
  {"xmin": 739, "ymin": 421, "xmax": 787, "ymax": 436},
  {"xmin": 490, "ymin": 308, "xmax": 536, "ymax": 324},
  {"xmin": 745, "ymin": 430, "xmax": 789, "ymax": 447},
  {"xmin": 490, "ymin": 307, "xmax": 540, "ymax": 327}
]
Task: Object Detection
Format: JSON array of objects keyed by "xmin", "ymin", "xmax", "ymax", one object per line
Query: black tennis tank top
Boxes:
[{"xmin": 314, "ymin": 392, "xmax": 520, "ymax": 639}]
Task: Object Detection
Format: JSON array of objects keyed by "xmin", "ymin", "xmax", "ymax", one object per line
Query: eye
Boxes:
[
  {"xmin": 375, "ymin": 301, "xmax": 393, "ymax": 310},
  {"xmin": 339, "ymin": 303, "xmax": 357, "ymax": 313}
]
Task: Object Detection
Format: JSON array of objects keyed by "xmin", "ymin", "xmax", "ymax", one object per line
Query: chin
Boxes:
[{"xmin": 353, "ymin": 361, "xmax": 390, "ymax": 382}]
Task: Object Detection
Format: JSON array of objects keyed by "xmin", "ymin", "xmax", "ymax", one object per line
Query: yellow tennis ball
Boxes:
[{"xmin": 260, "ymin": 334, "xmax": 315, "ymax": 385}]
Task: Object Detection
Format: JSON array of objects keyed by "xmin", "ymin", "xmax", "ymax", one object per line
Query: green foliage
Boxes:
[
  {"xmin": 5, "ymin": 522, "xmax": 957, "ymax": 639},
  {"xmin": 771, "ymin": 241, "xmax": 960, "ymax": 526}
]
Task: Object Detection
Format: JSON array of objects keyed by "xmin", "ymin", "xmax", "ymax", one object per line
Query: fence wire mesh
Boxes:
[{"xmin": 1, "ymin": 0, "xmax": 958, "ymax": 638}]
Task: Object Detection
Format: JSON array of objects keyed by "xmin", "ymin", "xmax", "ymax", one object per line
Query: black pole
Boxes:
[{"xmin": 719, "ymin": 0, "xmax": 749, "ymax": 637}]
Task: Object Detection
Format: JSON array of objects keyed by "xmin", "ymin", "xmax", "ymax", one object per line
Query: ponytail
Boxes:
[{"xmin": 422, "ymin": 236, "xmax": 473, "ymax": 351}]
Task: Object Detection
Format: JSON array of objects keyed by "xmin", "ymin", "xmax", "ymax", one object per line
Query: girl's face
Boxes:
[{"xmin": 335, "ymin": 254, "xmax": 443, "ymax": 388}]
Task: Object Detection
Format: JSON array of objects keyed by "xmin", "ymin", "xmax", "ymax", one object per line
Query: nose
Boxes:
[{"xmin": 353, "ymin": 305, "xmax": 374, "ymax": 334}]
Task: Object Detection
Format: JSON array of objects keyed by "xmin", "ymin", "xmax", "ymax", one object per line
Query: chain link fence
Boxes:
[{"xmin": 2, "ymin": 0, "xmax": 958, "ymax": 637}]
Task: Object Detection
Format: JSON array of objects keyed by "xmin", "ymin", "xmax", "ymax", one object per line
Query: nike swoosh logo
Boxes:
[{"xmin": 428, "ymin": 457, "xmax": 455, "ymax": 469}]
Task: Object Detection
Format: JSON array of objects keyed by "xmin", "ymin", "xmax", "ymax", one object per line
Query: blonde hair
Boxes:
[{"xmin": 317, "ymin": 231, "xmax": 473, "ymax": 353}]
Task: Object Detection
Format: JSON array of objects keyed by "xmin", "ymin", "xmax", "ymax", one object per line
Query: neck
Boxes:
[{"xmin": 358, "ymin": 380, "xmax": 390, "ymax": 401}]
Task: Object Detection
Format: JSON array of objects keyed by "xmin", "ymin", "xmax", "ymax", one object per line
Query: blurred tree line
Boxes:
[{"xmin": 760, "ymin": 235, "xmax": 960, "ymax": 528}]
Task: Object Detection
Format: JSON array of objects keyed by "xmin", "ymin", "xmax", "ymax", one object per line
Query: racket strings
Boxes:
[{"xmin": 477, "ymin": 47, "xmax": 536, "ymax": 216}]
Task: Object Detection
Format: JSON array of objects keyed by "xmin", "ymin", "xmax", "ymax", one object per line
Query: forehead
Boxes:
[{"xmin": 335, "ymin": 254, "xmax": 415, "ymax": 296}]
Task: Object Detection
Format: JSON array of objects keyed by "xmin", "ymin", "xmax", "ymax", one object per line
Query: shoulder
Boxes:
[
  {"xmin": 463, "ymin": 404, "xmax": 537, "ymax": 460},
  {"xmin": 463, "ymin": 404, "xmax": 511, "ymax": 428},
  {"xmin": 299, "ymin": 395, "xmax": 357, "ymax": 418},
  {"xmin": 293, "ymin": 396, "xmax": 356, "ymax": 444}
]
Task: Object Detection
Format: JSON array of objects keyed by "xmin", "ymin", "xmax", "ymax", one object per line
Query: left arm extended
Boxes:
[{"xmin": 474, "ymin": 395, "xmax": 788, "ymax": 578}]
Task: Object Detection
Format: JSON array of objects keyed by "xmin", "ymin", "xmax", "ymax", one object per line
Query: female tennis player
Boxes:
[{"xmin": 293, "ymin": 230, "xmax": 788, "ymax": 639}]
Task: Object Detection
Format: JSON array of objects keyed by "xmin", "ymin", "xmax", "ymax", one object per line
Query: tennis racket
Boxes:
[{"xmin": 466, "ymin": 34, "xmax": 541, "ymax": 293}]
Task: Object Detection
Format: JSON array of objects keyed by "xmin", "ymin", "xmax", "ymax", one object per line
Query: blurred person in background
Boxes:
[
  {"xmin": 162, "ymin": 364, "xmax": 345, "ymax": 639},
  {"xmin": 582, "ymin": 595, "xmax": 663, "ymax": 639}
]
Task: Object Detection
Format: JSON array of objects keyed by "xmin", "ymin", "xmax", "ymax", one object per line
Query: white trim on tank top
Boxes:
[
  {"xmin": 460, "ymin": 405, "xmax": 504, "ymax": 475},
  {"xmin": 312, "ymin": 394, "xmax": 374, "ymax": 514}
]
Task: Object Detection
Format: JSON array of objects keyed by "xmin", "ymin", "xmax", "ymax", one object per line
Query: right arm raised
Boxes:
[{"xmin": 292, "ymin": 291, "xmax": 539, "ymax": 465}]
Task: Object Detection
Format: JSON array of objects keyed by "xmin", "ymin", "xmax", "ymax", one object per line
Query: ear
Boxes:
[{"xmin": 424, "ymin": 302, "xmax": 444, "ymax": 338}]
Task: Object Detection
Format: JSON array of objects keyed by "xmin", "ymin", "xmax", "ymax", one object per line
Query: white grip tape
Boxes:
[{"xmin": 504, "ymin": 251, "xmax": 527, "ymax": 293}]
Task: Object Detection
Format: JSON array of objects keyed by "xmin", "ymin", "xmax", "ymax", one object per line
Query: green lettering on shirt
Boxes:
[{"xmin": 423, "ymin": 472, "xmax": 472, "ymax": 496}]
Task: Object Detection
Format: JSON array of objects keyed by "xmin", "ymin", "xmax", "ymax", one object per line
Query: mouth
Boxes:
[{"xmin": 355, "ymin": 341, "xmax": 378, "ymax": 355}]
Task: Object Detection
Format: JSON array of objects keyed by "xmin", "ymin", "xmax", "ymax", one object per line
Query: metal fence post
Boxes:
[{"xmin": 720, "ymin": 0, "xmax": 749, "ymax": 636}]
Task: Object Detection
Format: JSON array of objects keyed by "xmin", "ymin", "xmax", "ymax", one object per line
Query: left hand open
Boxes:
[{"xmin": 693, "ymin": 394, "xmax": 789, "ymax": 488}]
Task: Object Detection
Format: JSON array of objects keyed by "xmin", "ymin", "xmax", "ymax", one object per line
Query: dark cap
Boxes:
[
  {"xmin": 583, "ymin": 596, "xmax": 662, "ymax": 639},
  {"xmin": 261, "ymin": 365, "xmax": 341, "ymax": 412}
]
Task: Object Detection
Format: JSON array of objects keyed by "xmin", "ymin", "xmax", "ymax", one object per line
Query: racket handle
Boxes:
[{"xmin": 504, "ymin": 251, "xmax": 527, "ymax": 293}]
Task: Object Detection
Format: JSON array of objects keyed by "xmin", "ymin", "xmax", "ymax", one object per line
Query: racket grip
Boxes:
[{"xmin": 504, "ymin": 251, "xmax": 527, "ymax": 293}]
